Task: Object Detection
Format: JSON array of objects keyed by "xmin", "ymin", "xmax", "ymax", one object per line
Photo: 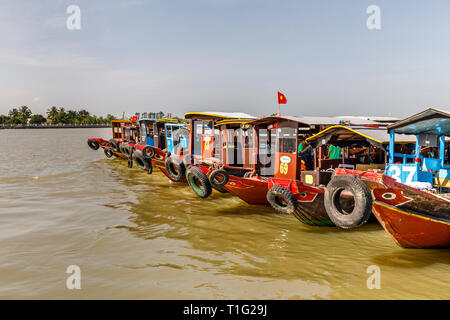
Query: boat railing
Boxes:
[{"xmin": 386, "ymin": 152, "xmax": 420, "ymax": 164}]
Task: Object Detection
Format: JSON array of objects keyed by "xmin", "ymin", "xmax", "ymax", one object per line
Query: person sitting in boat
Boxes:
[
  {"xmin": 298, "ymin": 140, "xmax": 312, "ymax": 169},
  {"xmin": 328, "ymin": 144, "xmax": 342, "ymax": 160},
  {"xmin": 297, "ymin": 140, "xmax": 309, "ymax": 155}
]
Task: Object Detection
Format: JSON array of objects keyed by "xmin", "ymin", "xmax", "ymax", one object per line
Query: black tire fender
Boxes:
[
  {"xmin": 165, "ymin": 156, "xmax": 186, "ymax": 182},
  {"xmin": 127, "ymin": 146, "xmax": 134, "ymax": 168},
  {"xmin": 109, "ymin": 139, "xmax": 120, "ymax": 152},
  {"xmin": 324, "ymin": 175, "xmax": 373, "ymax": 229},
  {"xmin": 142, "ymin": 146, "xmax": 155, "ymax": 159},
  {"xmin": 119, "ymin": 143, "xmax": 126, "ymax": 155},
  {"xmin": 209, "ymin": 169, "xmax": 229, "ymax": 188},
  {"xmin": 266, "ymin": 185, "xmax": 298, "ymax": 215},
  {"xmin": 87, "ymin": 139, "xmax": 100, "ymax": 151},
  {"xmin": 187, "ymin": 166, "xmax": 212, "ymax": 198},
  {"xmin": 122, "ymin": 144, "xmax": 133, "ymax": 157},
  {"xmin": 147, "ymin": 160, "xmax": 153, "ymax": 175},
  {"xmin": 104, "ymin": 148, "xmax": 114, "ymax": 158},
  {"xmin": 133, "ymin": 150, "xmax": 149, "ymax": 170}
]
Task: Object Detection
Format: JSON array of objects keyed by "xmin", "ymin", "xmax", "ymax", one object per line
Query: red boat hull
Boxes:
[
  {"xmin": 150, "ymin": 150, "xmax": 188, "ymax": 183},
  {"xmin": 335, "ymin": 168, "xmax": 450, "ymax": 248},
  {"xmin": 224, "ymin": 175, "xmax": 335, "ymax": 226},
  {"xmin": 90, "ymin": 138, "xmax": 127, "ymax": 159},
  {"xmin": 372, "ymin": 202, "xmax": 450, "ymax": 248},
  {"xmin": 224, "ymin": 175, "xmax": 270, "ymax": 205}
]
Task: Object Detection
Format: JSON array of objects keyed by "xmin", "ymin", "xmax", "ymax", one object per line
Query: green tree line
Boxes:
[{"xmin": 0, "ymin": 106, "xmax": 117, "ymax": 125}]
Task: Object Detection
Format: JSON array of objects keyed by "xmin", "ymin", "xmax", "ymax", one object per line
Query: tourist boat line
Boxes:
[{"xmin": 86, "ymin": 108, "xmax": 450, "ymax": 249}]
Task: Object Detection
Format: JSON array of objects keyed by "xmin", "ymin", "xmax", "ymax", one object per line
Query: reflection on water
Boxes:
[{"xmin": 0, "ymin": 129, "xmax": 449, "ymax": 299}]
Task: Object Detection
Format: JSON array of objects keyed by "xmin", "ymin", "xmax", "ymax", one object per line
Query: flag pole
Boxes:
[{"xmin": 278, "ymin": 90, "xmax": 280, "ymax": 116}]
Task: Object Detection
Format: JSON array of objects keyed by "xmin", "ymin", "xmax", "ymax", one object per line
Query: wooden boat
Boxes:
[
  {"xmin": 132, "ymin": 116, "xmax": 189, "ymax": 176},
  {"xmin": 87, "ymin": 119, "xmax": 138, "ymax": 160},
  {"xmin": 223, "ymin": 116, "xmax": 398, "ymax": 225},
  {"xmin": 330, "ymin": 108, "xmax": 450, "ymax": 248},
  {"xmin": 295, "ymin": 125, "xmax": 415, "ymax": 227},
  {"xmin": 182, "ymin": 113, "xmax": 257, "ymax": 198}
]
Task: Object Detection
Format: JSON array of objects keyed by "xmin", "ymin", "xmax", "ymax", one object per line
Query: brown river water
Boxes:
[{"xmin": 0, "ymin": 128, "xmax": 449, "ymax": 299}]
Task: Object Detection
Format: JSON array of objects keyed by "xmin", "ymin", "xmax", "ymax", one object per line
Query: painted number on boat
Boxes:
[
  {"xmin": 280, "ymin": 163, "xmax": 289, "ymax": 175},
  {"xmin": 279, "ymin": 156, "xmax": 291, "ymax": 175},
  {"xmin": 388, "ymin": 165, "xmax": 416, "ymax": 184}
]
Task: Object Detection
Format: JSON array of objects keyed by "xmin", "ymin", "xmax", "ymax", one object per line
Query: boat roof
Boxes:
[
  {"xmin": 388, "ymin": 108, "xmax": 450, "ymax": 135},
  {"xmin": 184, "ymin": 111, "xmax": 256, "ymax": 120},
  {"xmin": 111, "ymin": 119, "xmax": 132, "ymax": 123},
  {"xmin": 139, "ymin": 118, "xmax": 158, "ymax": 122},
  {"xmin": 155, "ymin": 118, "xmax": 185, "ymax": 124},
  {"xmin": 215, "ymin": 118, "xmax": 252, "ymax": 126},
  {"xmin": 306, "ymin": 125, "xmax": 415, "ymax": 149},
  {"xmin": 337, "ymin": 116, "xmax": 401, "ymax": 123},
  {"xmin": 247, "ymin": 115, "xmax": 385, "ymax": 127}
]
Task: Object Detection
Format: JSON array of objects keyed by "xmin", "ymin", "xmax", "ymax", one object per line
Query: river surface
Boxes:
[{"xmin": 0, "ymin": 128, "xmax": 449, "ymax": 299}]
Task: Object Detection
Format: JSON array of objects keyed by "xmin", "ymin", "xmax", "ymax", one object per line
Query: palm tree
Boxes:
[
  {"xmin": 66, "ymin": 110, "xmax": 78, "ymax": 123},
  {"xmin": 47, "ymin": 106, "xmax": 59, "ymax": 122},
  {"xmin": 8, "ymin": 108, "xmax": 20, "ymax": 118},
  {"xmin": 29, "ymin": 114, "xmax": 47, "ymax": 124},
  {"xmin": 19, "ymin": 106, "xmax": 32, "ymax": 121},
  {"xmin": 78, "ymin": 109, "xmax": 89, "ymax": 118}
]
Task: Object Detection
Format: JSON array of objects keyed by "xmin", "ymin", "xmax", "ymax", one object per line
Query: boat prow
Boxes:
[
  {"xmin": 372, "ymin": 201, "xmax": 450, "ymax": 248},
  {"xmin": 335, "ymin": 168, "xmax": 450, "ymax": 248}
]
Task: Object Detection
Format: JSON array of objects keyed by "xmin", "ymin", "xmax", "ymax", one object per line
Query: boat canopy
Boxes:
[
  {"xmin": 215, "ymin": 118, "xmax": 252, "ymax": 126},
  {"xmin": 246, "ymin": 115, "xmax": 385, "ymax": 127},
  {"xmin": 306, "ymin": 125, "xmax": 415, "ymax": 150},
  {"xmin": 155, "ymin": 118, "xmax": 186, "ymax": 124},
  {"xmin": 139, "ymin": 117, "xmax": 157, "ymax": 122},
  {"xmin": 388, "ymin": 108, "xmax": 450, "ymax": 135},
  {"xmin": 337, "ymin": 116, "xmax": 400, "ymax": 123},
  {"xmin": 184, "ymin": 111, "xmax": 256, "ymax": 120}
]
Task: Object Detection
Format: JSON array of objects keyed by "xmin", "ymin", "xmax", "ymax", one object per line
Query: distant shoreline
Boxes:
[{"xmin": 0, "ymin": 124, "xmax": 111, "ymax": 129}]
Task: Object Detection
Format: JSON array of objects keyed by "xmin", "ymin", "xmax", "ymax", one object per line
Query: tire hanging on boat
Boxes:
[
  {"xmin": 209, "ymin": 169, "xmax": 229, "ymax": 188},
  {"xmin": 104, "ymin": 148, "xmax": 114, "ymax": 158},
  {"xmin": 121, "ymin": 144, "xmax": 132, "ymax": 157},
  {"xmin": 147, "ymin": 160, "xmax": 153, "ymax": 175},
  {"xmin": 266, "ymin": 185, "xmax": 298, "ymax": 215},
  {"xmin": 142, "ymin": 146, "xmax": 155, "ymax": 159},
  {"xmin": 164, "ymin": 156, "xmax": 186, "ymax": 182},
  {"xmin": 324, "ymin": 175, "xmax": 372, "ymax": 229},
  {"xmin": 87, "ymin": 139, "xmax": 100, "ymax": 151},
  {"xmin": 109, "ymin": 139, "xmax": 120, "ymax": 152},
  {"xmin": 127, "ymin": 147, "xmax": 134, "ymax": 168},
  {"xmin": 187, "ymin": 166, "xmax": 212, "ymax": 198},
  {"xmin": 133, "ymin": 150, "xmax": 149, "ymax": 170}
]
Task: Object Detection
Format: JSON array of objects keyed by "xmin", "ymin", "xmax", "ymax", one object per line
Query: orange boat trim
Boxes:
[{"xmin": 375, "ymin": 201, "xmax": 450, "ymax": 226}]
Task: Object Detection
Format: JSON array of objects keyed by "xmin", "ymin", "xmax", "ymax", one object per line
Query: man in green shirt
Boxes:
[
  {"xmin": 328, "ymin": 144, "xmax": 342, "ymax": 160},
  {"xmin": 298, "ymin": 141, "xmax": 305, "ymax": 154}
]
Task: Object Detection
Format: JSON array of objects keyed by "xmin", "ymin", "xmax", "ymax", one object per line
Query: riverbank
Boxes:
[{"xmin": 0, "ymin": 124, "xmax": 110, "ymax": 129}]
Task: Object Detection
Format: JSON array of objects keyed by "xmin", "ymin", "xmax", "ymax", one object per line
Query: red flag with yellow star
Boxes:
[{"xmin": 278, "ymin": 91, "xmax": 287, "ymax": 104}]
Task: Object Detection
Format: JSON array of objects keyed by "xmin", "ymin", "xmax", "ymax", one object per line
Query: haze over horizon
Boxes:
[{"xmin": 1, "ymin": 0, "xmax": 450, "ymax": 119}]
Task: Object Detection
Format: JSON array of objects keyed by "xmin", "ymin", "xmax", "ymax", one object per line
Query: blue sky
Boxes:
[{"xmin": 1, "ymin": 0, "xmax": 450, "ymax": 118}]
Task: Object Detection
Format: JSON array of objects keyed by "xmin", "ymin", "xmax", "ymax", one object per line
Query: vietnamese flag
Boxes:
[{"xmin": 278, "ymin": 91, "xmax": 287, "ymax": 104}]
